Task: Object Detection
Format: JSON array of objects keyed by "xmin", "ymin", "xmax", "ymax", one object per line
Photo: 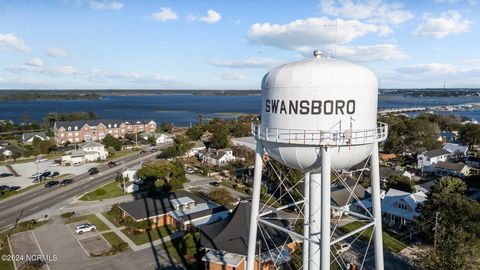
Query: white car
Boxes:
[
  {"xmin": 185, "ymin": 168, "xmax": 195, "ymax": 174},
  {"xmin": 75, "ymin": 224, "xmax": 96, "ymax": 234},
  {"xmin": 36, "ymin": 158, "xmax": 48, "ymax": 162},
  {"xmin": 335, "ymin": 243, "xmax": 351, "ymax": 255},
  {"xmin": 50, "ymin": 163, "xmax": 60, "ymax": 167}
]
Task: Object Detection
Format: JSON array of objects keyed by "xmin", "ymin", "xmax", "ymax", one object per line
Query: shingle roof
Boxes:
[
  {"xmin": 423, "ymin": 149, "xmax": 450, "ymax": 158},
  {"xmin": 79, "ymin": 141, "xmax": 104, "ymax": 148},
  {"xmin": 22, "ymin": 132, "xmax": 48, "ymax": 142},
  {"xmin": 434, "ymin": 161, "xmax": 468, "ymax": 172},
  {"xmin": 331, "ymin": 185, "xmax": 368, "ymax": 207}
]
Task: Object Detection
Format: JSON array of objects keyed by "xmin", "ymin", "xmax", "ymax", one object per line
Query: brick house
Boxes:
[{"xmin": 53, "ymin": 119, "xmax": 157, "ymax": 145}]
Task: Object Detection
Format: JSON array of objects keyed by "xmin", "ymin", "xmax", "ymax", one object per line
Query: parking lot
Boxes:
[
  {"xmin": 0, "ymin": 160, "xmax": 97, "ymax": 189},
  {"xmin": 9, "ymin": 230, "xmax": 49, "ymax": 270},
  {"xmin": 66, "ymin": 221, "xmax": 111, "ymax": 256}
]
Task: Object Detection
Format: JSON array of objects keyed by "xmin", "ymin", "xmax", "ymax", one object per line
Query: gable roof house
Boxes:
[
  {"xmin": 443, "ymin": 143, "xmax": 469, "ymax": 157},
  {"xmin": 381, "ymin": 188, "xmax": 427, "ymax": 226},
  {"xmin": 185, "ymin": 141, "xmax": 206, "ymax": 157},
  {"xmin": 417, "ymin": 149, "xmax": 451, "ymax": 173},
  {"xmin": 466, "ymin": 156, "xmax": 480, "ymax": 169},
  {"xmin": 22, "ymin": 132, "xmax": 49, "ymax": 144},
  {"xmin": 61, "ymin": 141, "xmax": 108, "ymax": 165},
  {"xmin": 433, "ymin": 161, "xmax": 470, "ymax": 178},
  {"xmin": 200, "ymin": 201, "xmax": 294, "ymax": 270},
  {"xmin": 331, "ymin": 184, "xmax": 371, "ymax": 217}
]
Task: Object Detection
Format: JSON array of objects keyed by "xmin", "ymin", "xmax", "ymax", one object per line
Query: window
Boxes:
[
  {"xmin": 114, "ymin": 124, "xmax": 117, "ymax": 128},
  {"xmin": 398, "ymin": 202, "xmax": 408, "ymax": 211},
  {"xmin": 68, "ymin": 127, "xmax": 71, "ymax": 131},
  {"xmin": 74, "ymin": 126, "xmax": 78, "ymax": 130}
]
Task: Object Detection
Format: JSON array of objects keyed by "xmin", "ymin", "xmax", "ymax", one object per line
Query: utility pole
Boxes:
[{"xmin": 433, "ymin": 211, "xmax": 440, "ymax": 251}]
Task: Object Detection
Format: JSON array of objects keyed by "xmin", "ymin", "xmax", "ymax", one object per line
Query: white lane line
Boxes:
[
  {"xmin": 67, "ymin": 225, "xmax": 91, "ymax": 257},
  {"xmin": 32, "ymin": 231, "xmax": 51, "ymax": 270}
]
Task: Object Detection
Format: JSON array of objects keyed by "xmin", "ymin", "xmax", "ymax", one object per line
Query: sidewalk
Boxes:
[{"xmin": 94, "ymin": 212, "xmax": 183, "ymax": 252}]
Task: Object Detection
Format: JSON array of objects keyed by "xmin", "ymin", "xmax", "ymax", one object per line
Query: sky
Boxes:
[{"xmin": 0, "ymin": 0, "xmax": 480, "ymax": 90}]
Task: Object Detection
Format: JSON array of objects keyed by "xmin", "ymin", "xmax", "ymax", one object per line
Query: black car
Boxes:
[
  {"xmin": 44, "ymin": 181, "xmax": 59, "ymax": 188},
  {"xmin": 0, "ymin": 185, "xmax": 9, "ymax": 191},
  {"xmin": 41, "ymin": 171, "xmax": 52, "ymax": 178},
  {"xmin": 9, "ymin": 186, "xmax": 21, "ymax": 191},
  {"xmin": 209, "ymin": 182, "xmax": 220, "ymax": 187},
  {"xmin": 89, "ymin": 168, "xmax": 99, "ymax": 175},
  {"xmin": 33, "ymin": 176, "xmax": 44, "ymax": 183},
  {"xmin": 50, "ymin": 171, "xmax": 60, "ymax": 178},
  {"xmin": 139, "ymin": 150, "xmax": 147, "ymax": 154},
  {"xmin": 60, "ymin": 179, "xmax": 74, "ymax": 186},
  {"xmin": 107, "ymin": 161, "xmax": 120, "ymax": 167},
  {"xmin": 0, "ymin": 173, "xmax": 13, "ymax": 178}
]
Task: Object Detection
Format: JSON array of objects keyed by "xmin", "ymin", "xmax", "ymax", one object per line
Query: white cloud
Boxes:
[
  {"xmin": 334, "ymin": 43, "xmax": 408, "ymax": 62},
  {"xmin": 395, "ymin": 63, "xmax": 461, "ymax": 74},
  {"xmin": 26, "ymin": 57, "xmax": 45, "ymax": 67},
  {"xmin": 248, "ymin": 17, "xmax": 391, "ymax": 52},
  {"xmin": 217, "ymin": 72, "xmax": 245, "ymax": 80},
  {"xmin": 0, "ymin": 33, "xmax": 30, "ymax": 53},
  {"xmin": 90, "ymin": 0, "xmax": 123, "ymax": 10},
  {"xmin": 149, "ymin": 7, "xmax": 178, "ymax": 22},
  {"xmin": 412, "ymin": 10, "xmax": 471, "ymax": 38},
  {"xmin": 6, "ymin": 65, "xmax": 78, "ymax": 76},
  {"xmin": 319, "ymin": 0, "xmax": 414, "ymax": 25},
  {"xmin": 210, "ymin": 58, "xmax": 282, "ymax": 68},
  {"xmin": 199, "ymin": 10, "xmax": 221, "ymax": 24},
  {"xmin": 46, "ymin": 47, "xmax": 68, "ymax": 58},
  {"xmin": 86, "ymin": 68, "xmax": 182, "ymax": 84}
]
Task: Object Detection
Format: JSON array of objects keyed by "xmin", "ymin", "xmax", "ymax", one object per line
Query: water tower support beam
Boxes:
[
  {"xmin": 370, "ymin": 142, "xmax": 385, "ymax": 270},
  {"xmin": 246, "ymin": 142, "xmax": 264, "ymax": 270},
  {"xmin": 309, "ymin": 172, "xmax": 321, "ymax": 270},
  {"xmin": 321, "ymin": 146, "xmax": 331, "ymax": 270},
  {"xmin": 303, "ymin": 172, "xmax": 310, "ymax": 270}
]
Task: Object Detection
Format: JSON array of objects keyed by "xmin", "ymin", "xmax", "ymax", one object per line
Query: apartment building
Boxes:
[{"xmin": 54, "ymin": 119, "xmax": 156, "ymax": 144}]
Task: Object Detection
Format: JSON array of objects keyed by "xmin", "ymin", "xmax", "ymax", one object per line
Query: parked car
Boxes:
[
  {"xmin": 32, "ymin": 172, "xmax": 42, "ymax": 178},
  {"xmin": 36, "ymin": 157, "xmax": 48, "ymax": 162},
  {"xmin": 185, "ymin": 168, "xmax": 195, "ymax": 174},
  {"xmin": 73, "ymin": 161, "xmax": 83, "ymax": 166},
  {"xmin": 75, "ymin": 224, "xmax": 96, "ymax": 234},
  {"xmin": 33, "ymin": 176, "xmax": 44, "ymax": 183},
  {"xmin": 0, "ymin": 185, "xmax": 9, "ymax": 191},
  {"xmin": 60, "ymin": 179, "xmax": 74, "ymax": 186},
  {"xmin": 50, "ymin": 172, "xmax": 60, "ymax": 178},
  {"xmin": 89, "ymin": 168, "xmax": 99, "ymax": 175},
  {"xmin": 50, "ymin": 162, "xmax": 60, "ymax": 167},
  {"xmin": 44, "ymin": 181, "xmax": 59, "ymax": 188},
  {"xmin": 107, "ymin": 161, "xmax": 120, "ymax": 167},
  {"xmin": 41, "ymin": 171, "xmax": 52, "ymax": 178},
  {"xmin": 139, "ymin": 150, "xmax": 147, "ymax": 154},
  {"xmin": 9, "ymin": 186, "xmax": 21, "ymax": 191},
  {"xmin": 209, "ymin": 181, "xmax": 220, "ymax": 187},
  {"xmin": 335, "ymin": 243, "xmax": 351, "ymax": 255},
  {"xmin": 0, "ymin": 173, "xmax": 13, "ymax": 178}
]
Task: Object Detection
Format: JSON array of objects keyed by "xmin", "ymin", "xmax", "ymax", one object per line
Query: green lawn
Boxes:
[
  {"xmin": 102, "ymin": 211, "xmax": 123, "ymax": 227},
  {"xmin": 79, "ymin": 181, "xmax": 125, "ymax": 201},
  {"xmin": 65, "ymin": 214, "xmax": 110, "ymax": 232},
  {"xmin": 101, "ymin": 232, "xmax": 128, "ymax": 248},
  {"xmin": 121, "ymin": 225, "xmax": 176, "ymax": 245},
  {"xmin": 338, "ymin": 221, "xmax": 408, "ymax": 253},
  {"xmin": 107, "ymin": 149, "xmax": 140, "ymax": 160},
  {"xmin": 0, "ymin": 220, "xmax": 49, "ymax": 270}
]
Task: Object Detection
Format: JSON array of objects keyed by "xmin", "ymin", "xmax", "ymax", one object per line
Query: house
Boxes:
[
  {"xmin": 202, "ymin": 149, "xmax": 241, "ymax": 166},
  {"xmin": 331, "ymin": 184, "xmax": 371, "ymax": 217},
  {"xmin": 123, "ymin": 182, "xmax": 139, "ymax": 193},
  {"xmin": 417, "ymin": 149, "xmax": 451, "ymax": 173},
  {"xmin": 379, "ymin": 153, "xmax": 397, "ymax": 165},
  {"xmin": 232, "ymin": 136, "xmax": 256, "ymax": 151},
  {"xmin": 61, "ymin": 141, "xmax": 108, "ymax": 165},
  {"xmin": 118, "ymin": 191, "xmax": 230, "ymax": 230},
  {"xmin": 438, "ymin": 130, "xmax": 459, "ymax": 144},
  {"xmin": 381, "ymin": 188, "xmax": 427, "ymax": 226},
  {"xmin": 466, "ymin": 156, "xmax": 480, "ymax": 169},
  {"xmin": 22, "ymin": 132, "xmax": 49, "ymax": 144},
  {"xmin": 139, "ymin": 132, "xmax": 173, "ymax": 144},
  {"xmin": 433, "ymin": 161, "xmax": 470, "ymax": 178},
  {"xmin": 53, "ymin": 119, "xmax": 157, "ymax": 145},
  {"xmin": 121, "ymin": 164, "xmax": 143, "ymax": 193},
  {"xmin": 200, "ymin": 201, "xmax": 294, "ymax": 270},
  {"xmin": 443, "ymin": 143, "xmax": 469, "ymax": 157},
  {"xmin": 0, "ymin": 144, "xmax": 24, "ymax": 158},
  {"xmin": 414, "ymin": 180, "xmax": 437, "ymax": 194},
  {"xmin": 185, "ymin": 141, "xmax": 206, "ymax": 157}
]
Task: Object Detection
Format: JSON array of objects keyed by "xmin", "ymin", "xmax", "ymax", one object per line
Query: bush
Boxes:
[
  {"xmin": 60, "ymin": 211, "xmax": 75, "ymax": 220},
  {"xmin": 95, "ymin": 188, "xmax": 106, "ymax": 196}
]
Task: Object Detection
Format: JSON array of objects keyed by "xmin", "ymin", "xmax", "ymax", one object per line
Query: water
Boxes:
[{"xmin": 1, "ymin": 94, "xmax": 479, "ymax": 126}]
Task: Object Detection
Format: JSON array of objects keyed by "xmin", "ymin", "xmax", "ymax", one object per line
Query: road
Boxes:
[{"xmin": 0, "ymin": 145, "xmax": 170, "ymax": 231}]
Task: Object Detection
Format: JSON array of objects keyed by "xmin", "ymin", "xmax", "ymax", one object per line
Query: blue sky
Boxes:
[{"xmin": 0, "ymin": 0, "xmax": 479, "ymax": 89}]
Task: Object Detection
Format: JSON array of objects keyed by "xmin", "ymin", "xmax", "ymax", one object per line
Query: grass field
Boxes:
[
  {"xmin": 101, "ymin": 232, "xmax": 128, "ymax": 248},
  {"xmin": 102, "ymin": 211, "xmax": 123, "ymax": 227},
  {"xmin": 107, "ymin": 149, "xmax": 140, "ymax": 160},
  {"xmin": 65, "ymin": 214, "xmax": 109, "ymax": 232},
  {"xmin": 338, "ymin": 221, "xmax": 408, "ymax": 253},
  {"xmin": 79, "ymin": 181, "xmax": 125, "ymax": 201},
  {"xmin": 121, "ymin": 225, "xmax": 175, "ymax": 245}
]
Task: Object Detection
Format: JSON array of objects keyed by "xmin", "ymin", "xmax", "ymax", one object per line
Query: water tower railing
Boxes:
[{"xmin": 252, "ymin": 122, "xmax": 388, "ymax": 146}]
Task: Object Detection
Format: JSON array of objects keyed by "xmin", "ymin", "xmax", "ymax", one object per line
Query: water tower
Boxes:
[{"xmin": 246, "ymin": 51, "xmax": 388, "ymax": 270}]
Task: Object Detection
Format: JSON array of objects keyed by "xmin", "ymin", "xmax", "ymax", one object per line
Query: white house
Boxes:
[
  {"xmin": 203, "ymin": 149, "xmax": 240, "ymax": 166},
  {"xmin": 122, "ymin": 164, "xmax": 142, "ymax": 182},
  {"xmin": 124, "ymin": 182, "xmax": 140, "ymax": 193},
  {"xmin": 61, "ymin": 141, "xmax": 108, "ymax": 165},
  {"xmin": 185, "ymin": 141, "xmax": 206, "ymax": 157},
  {"xmin": 417, "ymin": 149, "xmax": 451, "ymax": 173},
  {"xmin": 139, "ymin": 132, "xmax": 173, "ymax": 144},
  {"xmin": 381, "ymin": 188, "xmax": 427, "ymax": 226},
  {"xmin": 22, "ymin": 132, "xmax": 49, "ymax": 144},
  {"xmin": 443, "ymin": 143, "xmax": 469, "ymax": 157}
]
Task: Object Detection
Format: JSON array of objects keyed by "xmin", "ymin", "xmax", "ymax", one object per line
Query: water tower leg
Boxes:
[
  {"xmin": 246, "ymin": 142, "xmax": 264, "ymax": 270},
  {"xmin": 321, "ymin": 146, "xmax": 331, "ymax": 270},
  {"xmin": 303, "ymin": 172, "xmax": 310, "ymax": 270},
  {"xmin": 370, "ymin": 142, "xmax": 385, "ymax": 270},
  {"xmin": 309, "ymin": 172, "xmax": 321, "ymax": 269}
]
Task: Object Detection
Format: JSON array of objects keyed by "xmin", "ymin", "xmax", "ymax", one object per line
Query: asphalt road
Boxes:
[{"xmin": 0, "ymin": 147, "xmax": 168, "ymax": 231}]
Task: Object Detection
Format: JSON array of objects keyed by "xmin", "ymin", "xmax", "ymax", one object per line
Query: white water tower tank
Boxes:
[{"xmin": 256, "ymin": 51, "xmax": 382, "ymax": 171}]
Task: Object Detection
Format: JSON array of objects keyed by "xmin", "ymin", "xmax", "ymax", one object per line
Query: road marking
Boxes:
[
  {"xmin": 31, "ymin": 206, "xmax": 40, "ymax": 211},
  {"xmin": 32, "ymin": 230, "xmax": 51, "ymax": 270}
]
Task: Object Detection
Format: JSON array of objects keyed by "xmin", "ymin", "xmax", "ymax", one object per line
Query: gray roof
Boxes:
[
  {"xmin": 55, "ymin": 119, "xmax": 155, "ymax": 129},
  {"xmin": 434, "ymin": 161, "xmax": 468, "ymax": 172},
  {"xmin": 200, "ymin": 201, "xmax": 291, "ymax": 256},
  {"xmin": 423, "ymin": 149, "xmax": 450, "ymax": 158},
  {"xmin": 79, "ymin": 141, "xmax": 104, "ymax": 148},
  {"xmin": 22, "ymin": 131, "xmax": 48, "ymax": 141},
  {"xmin": 118, "ymin": 191, "xmax": 207, "ymax": 221},
  {"xmin": 331, "ymin": 185, "xmax": 368, "ymax": 207},
  {"xmin": 178, "ymin": 206, "xmax": 229, "ymax": 222}
]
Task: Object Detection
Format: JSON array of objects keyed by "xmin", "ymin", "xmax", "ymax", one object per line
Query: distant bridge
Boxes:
[{"xmin": 378, "ymin": 102, "xmax": 480, "ymax": 115}]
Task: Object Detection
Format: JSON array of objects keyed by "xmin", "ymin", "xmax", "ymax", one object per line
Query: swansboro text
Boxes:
[{"xmin": 265, "ymin": 99, "xmax": 356, "ymax": 115}]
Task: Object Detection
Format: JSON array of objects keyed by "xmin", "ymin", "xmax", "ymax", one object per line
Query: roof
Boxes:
[
  {"xmin": 467, "ymin": 156, "xmax": 480, "ymax": 163},
  {"xmin": 434, "ymin": 161, "xmax": 468, "ymax": 172},
  {"xmin": 379, "ymin": 153, "xmax": 397, "ymax": 161},
  {"xmin": 423, "ymin": 149, "xmax": 450, "ymax": 158},
  {"xmin": 331, "ymin": 185, "xmax": 368, "ymax": 207},
  {"xmin": 118, "ymin": 191, "xmax": 208, "ymax": 221},
  {"xmin": 55, "ymin": 119, "xmax": 155, "ymax": 129},
  {"xmin": 22, "ymin": 132, "xmax": 48, "ymax": 141},
  {"xmin": 79, "ymin": 141, "xmax": 104, "ymax": 148},
  {"xmin": 177, "ymin": 205, "xmax": 230, "ymax": 223},
  {"xmin": 443, "ymin": 143, "xmax": 468, "ymax": 154},
  {"xmin": 381, "ymin": 188, "xmax": 427, "ymax": 220},
  {"xmin": 192, "ymin": 141, "xmax": 206, "ymax": 149},
  {"xmin": 200, "ymin": 201, "xmax": 291, "ymax": 256},
  {"xmin": 170, "ymin": 197, "xmax": 195, "ymax": 209},
  {"xmin": 416, "ymin": 180, "xmax": 437, "ymax": 193}
]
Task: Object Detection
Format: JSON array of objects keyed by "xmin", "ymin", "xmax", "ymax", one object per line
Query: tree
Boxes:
[
  {"xmin": 459, "ymin": 123, "xmax": 480, "ymax": 148},
  {"xmin": 386, "ymin": 175, "xmax": 415, "ymax": 192},
  {"xmin": 210, "ymin": 126, "xmax": 230, "ymax": 149},
  {"xmin": 158, "ymin": 122, "xmax": 174, "ymax": 133},
  {"xmin": 0, "ymin": 153, "xmax": 5, "ymax": 163},
  {"xmin": 102, "ymin": 134, "xmax": 122, "ymax": 151},
  {"xmin": 11, "ymin": 152, "xmax": 21, "ymax": 163},
  {"xmin": 136, "ymin": 160, "xmax": 188, "ymax": 191},
  {"xmin": 186, "ymin": 125, "xmax": 204, "ymax": 141},
  {"xmin": 208, "ymin": 188, "xmax": 236, "ymax": 208}
]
